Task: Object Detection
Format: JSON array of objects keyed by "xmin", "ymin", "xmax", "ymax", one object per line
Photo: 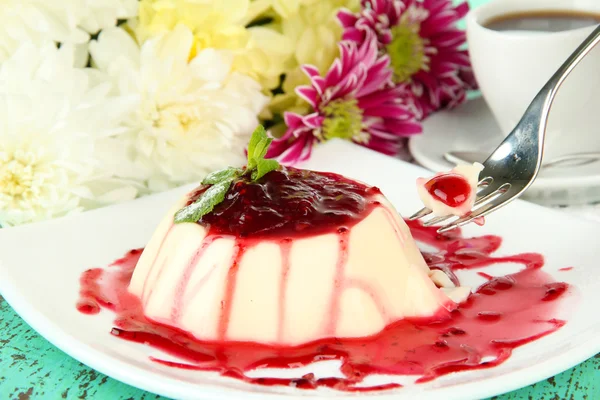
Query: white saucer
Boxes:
[{"xmin": 409, "ymin": 97, "xmax": 600, "ymax": 206}]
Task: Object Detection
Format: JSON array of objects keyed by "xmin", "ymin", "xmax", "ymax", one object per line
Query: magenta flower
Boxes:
[
  {"xmin": 266, "ymin": 32, "xmax": 421, "ymax": 165},
  {"xmin": 338, "ymin": 0, "xmax": 477, "ymax": 118}
]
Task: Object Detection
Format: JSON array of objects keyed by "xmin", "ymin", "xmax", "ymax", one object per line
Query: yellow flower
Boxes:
[
  {"xmin": 130, "ymin": 0, "xmax": 293, "ymax": 90},
  {"xmin": 259, "ymin": 0, "xmax": 360, "ymax": 125},
  {"xmin": 283, "ymin": 0, "xmax": 359, "ymax": 70},
  {"xmin": 247, "ymin": 0, "xmax": 301, "ymax": 20}
]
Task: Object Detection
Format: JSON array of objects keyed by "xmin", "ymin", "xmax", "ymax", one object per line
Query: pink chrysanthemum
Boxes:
[
  {"xmin": 338, "ymin": 0, "xmax": 477, "ymax": 118},
  {"xmin": 266, "ymin": 33, "xmax": 421, "ymax": 165}
]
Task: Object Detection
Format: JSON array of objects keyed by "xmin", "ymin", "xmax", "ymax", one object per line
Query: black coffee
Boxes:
[{"xmin": 485, "ymin": 10, "xmax": 600, "ymax": 32}]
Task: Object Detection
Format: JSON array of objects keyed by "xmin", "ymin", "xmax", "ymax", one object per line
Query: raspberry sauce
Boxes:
[
  {"xmin": 77, "ymin": 220, "xmax": 569, "ymax": 392},
  {"xmin": 424, "ymin": 173, "xmax": 472, "ymax": 207},
  {"xmin": 187, "ymin": 167, "xmax": 381, "ymax": 238}
]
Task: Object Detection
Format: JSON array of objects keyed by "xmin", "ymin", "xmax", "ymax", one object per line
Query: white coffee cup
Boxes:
[{"xmin": 466, "ymin": 0, "xmax": 600, "ymax": 161}]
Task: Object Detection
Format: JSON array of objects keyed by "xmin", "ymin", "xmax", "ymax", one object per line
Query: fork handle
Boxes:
[
  {"xmin": 487, "ymin": 24, "xmax": 600, "ymax": 180},
  {"xmin": 526, "ymin": 24, "xmax": 600, "ymax": 169},
  {"xmin": 543, "ymin": 24, "xmax": 600, "ymax": 102}
]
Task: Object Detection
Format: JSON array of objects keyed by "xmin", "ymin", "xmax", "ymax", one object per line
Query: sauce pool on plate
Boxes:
[{"xmin": 77, "ymin": 219, "xmax": 569, "ymax": 391}]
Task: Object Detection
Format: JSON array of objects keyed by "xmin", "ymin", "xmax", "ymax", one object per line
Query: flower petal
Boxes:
[
  {"xmin": 267, "ymin": 124, "xmax": 317, "ymax": 166},
  {"xmin": 296, "ymin": 86, "xmax": 319, "ymax": 108},
  {"xmin": 337, "ymin": 9, "xmax": 359, "ymax": 28},
  {"xmin": 284, "ymin": 112, "xmax": 306, "ymax": 131},
  {"xmin": 355, "ymin": 55, "xmax": 392, "ymax": 98},
  {"xmin": 341, "ymin": 27, "xmax": 365, "ymax": 42},
  {"xmin": 90, "ymin": 27, "xmax": 140, "ymax": 71},
  {"xmin": 301, "ymin": 64, "xmax": 327, "ymax": 95}
]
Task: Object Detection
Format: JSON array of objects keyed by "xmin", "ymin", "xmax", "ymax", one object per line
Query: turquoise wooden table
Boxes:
[{"xmin": 1, "ymin": 0, "xmax": 600, "ymax": 398}]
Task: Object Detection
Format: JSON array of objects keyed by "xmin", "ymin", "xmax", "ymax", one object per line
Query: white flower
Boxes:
[
  {"xmin": 77, "ymin": 0, "xmax": 138, "ymax": 34},
  {"xmin": 0, "ymin": 42, "xmax": 138, "ymax": 228},
  {"xmin": 89, "ymin": 25, "xmax": 269, "ymax": 191},
  {"xmin": 0, "ymin": 0, "xmax": 138, "ymax": 63},
  {"xmin": 0, "ymin": 1, "xmax": 87, "ymax": 62}
]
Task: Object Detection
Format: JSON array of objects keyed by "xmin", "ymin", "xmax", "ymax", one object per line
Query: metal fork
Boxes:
[{"xmin": 410, "ymin": 24, "xmax": 600, "ymax": 233}]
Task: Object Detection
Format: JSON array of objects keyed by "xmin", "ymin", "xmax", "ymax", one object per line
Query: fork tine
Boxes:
[
  {"xmin": 422, "ymin": 214, "xmax": 455, "ymax": 227},
  {"xmin": 437, "ymin": 206, "xmax": 493, "ymax": 233},
  {"xmin": 477, "ymin": 176, "xmax": 493, "ymax": 189},
  {"xmin": 474, "ymin": 182, "xmax": 511, "ymax": 207},
  {"xmin": 408, "ymin": 207, "xmax": 432, "ymax": 220},
  {"xmin": 472, "ymin": 177, "xmax": 498, "ymax": 200},
  {"xmin": 437, "ymin": 192, "xmax": 512, "ymax": 233}
]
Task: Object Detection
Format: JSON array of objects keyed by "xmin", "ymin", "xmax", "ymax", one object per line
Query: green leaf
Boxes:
[
  {"xmin": 246, "ymin": 125, "xmax": 267, "ymax": 169},
  {"xmin": 246, "ymin": 157, "xmax": 257, "ymax": 172},
  {"xmin": 251, "ymin": 158, "xmax": 280, "ymax": 181},
  {"xmin": 202, "ymin": 167, "xmax": 242, "ymax": 185},
  {"xmin": 245, "ymin": 125, "xmax": 280, "ymax": 181},
  {"xmin": 246, "ymin": 126, "xmax": 275, "ymax": 171},
  {"xmin": 247, "ymin": 125, "xmax": 266, "ymax": 158},
  {"xmin": 175, "ymin": 125, "xmax": 282, "ymax": 223},
  {"xmin": 253, "ymin": 136, "xmax": 272, "ymax": 160},
  {"xmin": 174, "ymin": 179, "xmax": 233, "ymax": 224}
]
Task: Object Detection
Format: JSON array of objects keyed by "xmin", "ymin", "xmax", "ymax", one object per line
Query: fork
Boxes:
[{"xmin": 410, "ymin": 24, "xmax": 600, "ymax": 233}]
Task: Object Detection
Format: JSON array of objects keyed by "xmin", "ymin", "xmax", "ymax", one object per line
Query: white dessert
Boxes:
[{"xmin": 129, "ymin": 178, "xmax": 470, "ymax": 346}]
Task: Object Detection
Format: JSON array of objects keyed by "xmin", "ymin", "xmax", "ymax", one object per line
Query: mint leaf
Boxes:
[
  {"xmin": 252, "ymin": 158, "xmax": 280, "ymax": 181},
  {"xmin": 202, "ymin": 167, "xmax": 242, "ymax": 185},
  {"xmin": 247, "ymin": 125, "xmax": 265, "ymax": 159},
  {"xmin": 246, "ymin": 126, "xmax": 274, "ymax": 171},
  {"xmin": 246, "ymin": 125, "xmax": 279, "ymax": 180},
  {"xmin": 252, "ymin": 136, "xmax": 272, "ymax": 161},
  {"xmin": 174, "ymin": 179, "xmax": 233, "ymax": 223},
  {"xmin": 247, "ymin": 157, "xmax": 257, "ymax": 172},
  {"xmin": 246, "ymin": 125, "xmax": 267, "ymax": 170},
  {"xmin": 175, "ymin": 124, "xmax": 281, "ymax": 223}
]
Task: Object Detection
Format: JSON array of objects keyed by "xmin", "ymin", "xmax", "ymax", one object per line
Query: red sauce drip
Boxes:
[
  {"xmin": 277, "ymin": 239, "xmax": 292, "ymax": 341},
  {"xmin": 77, "ymin": 221, "xmax": 570, "ymax": 391},
  {"xmin": 559, "ymin": 267, "xmax": 574, "ymax": 272},
  {"xmin": 477, "ymin": 272, "xmax": 494, "ymax": 280},
  {"xmin": 187, "ymin": 167, "xmax": 381, "ymax": 238},
  {"xmin": 170, "ymin": 236, "xmax": 217, "ymax": 323},
  {"xmin": 217, "ymin": 243, "xmax": 245, "ymax": 340},
  {"xmin": 424, "ymin": 173, "xmax": 472, "ymax": 207},
  {"xmin": 325, "ymin": 227, "xmax": 350, "ymax": 335}
]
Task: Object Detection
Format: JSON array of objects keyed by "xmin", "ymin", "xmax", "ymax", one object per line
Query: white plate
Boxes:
[
  {"xmin": 409, "ymin": 97, "xmax": 600, "ymax": 206},
  {"xmin": 1, "ymin": 139, "xmax": 600, "ymax": 400}
]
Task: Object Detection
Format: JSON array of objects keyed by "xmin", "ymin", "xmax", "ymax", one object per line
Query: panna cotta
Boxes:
[
  {"xmin": 77, "ymin": 127, "xmax": 570, "ymax": 390},
  {"xmin": 129, "ymin": 167, "xmax": 470, "ymax": 346},
  {"xmin": 416, "ymin": 163, "xmax": 483, "ymax": 217}
]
